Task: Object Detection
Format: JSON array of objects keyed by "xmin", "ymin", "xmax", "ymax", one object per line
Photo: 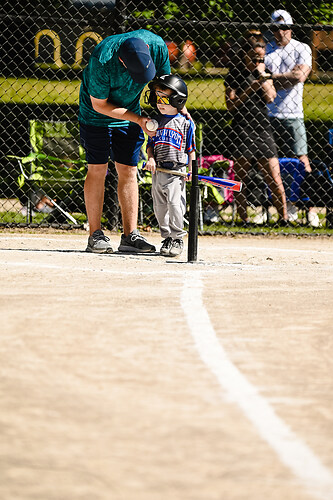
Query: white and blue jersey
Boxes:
[{"xmin": 147, "ymin": 113, "xmax": 196, "ymax": 166}]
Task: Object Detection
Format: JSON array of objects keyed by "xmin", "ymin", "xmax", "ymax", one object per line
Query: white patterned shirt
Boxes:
[
  {"xmin": 147, "ymin": 113, "xmax": 195, "ymax": 165},
  {"xmin": 265, "ymin": 38, "xmax": 312, "ymax": 118}
]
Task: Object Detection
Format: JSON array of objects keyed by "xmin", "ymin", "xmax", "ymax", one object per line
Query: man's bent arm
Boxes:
[
  {"xmin": 272, "ymin": 64, "xmax": 311, "ymax": 90},
  {"xmin": 90, "ymin": 96, "xmax": 154, "ymax": 136}
]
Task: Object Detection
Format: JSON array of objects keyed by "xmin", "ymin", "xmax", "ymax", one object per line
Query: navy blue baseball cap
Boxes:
[{"xmin": 119, "ymin": 37, "xmax": 156, "ymax": 83}]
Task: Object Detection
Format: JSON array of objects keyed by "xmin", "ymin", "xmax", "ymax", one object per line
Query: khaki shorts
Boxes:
[{"xmin": 269, "ymin": 117, "xmax": 308, "ymax": 157}]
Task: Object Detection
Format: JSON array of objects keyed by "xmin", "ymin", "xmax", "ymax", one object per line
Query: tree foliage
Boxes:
[{"xmin": 130, "ymin": 0, "xmax": 333, "ymax": 25}]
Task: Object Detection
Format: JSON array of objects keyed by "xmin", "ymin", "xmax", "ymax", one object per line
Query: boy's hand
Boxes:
[
  {"xmin": 187, "ymin": 170, "xmax": 192, "ymax": 182},
  {"xmin": 144, "ymin": 158, "xmax": 156, "ymax": 174}
]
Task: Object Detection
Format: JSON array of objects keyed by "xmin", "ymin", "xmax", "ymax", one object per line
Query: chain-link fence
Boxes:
[{"xmin": 1, "ymin": 1, "xmax": 332, "ymax": 234}]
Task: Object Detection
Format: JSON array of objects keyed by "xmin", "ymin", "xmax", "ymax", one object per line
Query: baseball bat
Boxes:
[
  {"xmin": 16, "ymin": 158, "xmax": 78, "ymax": 224},
  {"xmin": 43, "ymin": 194, "xmax": 78, "ymax": 225},
  {"xmin": 154, "ymin": 167, "xmax": 242, "ymax": 192}
]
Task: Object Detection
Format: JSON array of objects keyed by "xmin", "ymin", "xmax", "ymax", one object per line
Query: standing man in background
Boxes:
[
  {"xmin": 265, "ymin": 10, "xmax": 319, "ymax": 226},
  {"xmin": 79, "ymin": 29, "xmax": 171, "ymax": 253}
]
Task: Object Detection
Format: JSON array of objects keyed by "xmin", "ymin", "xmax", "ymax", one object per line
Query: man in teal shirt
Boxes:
[{"xmin": 79, "ymin": 29, "xmax": 170, "ymax": 253}]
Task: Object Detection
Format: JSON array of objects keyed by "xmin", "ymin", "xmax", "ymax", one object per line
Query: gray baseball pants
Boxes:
[{"xmin": 152, "ymin": 171, "xmax": 187, "ymax": 239}]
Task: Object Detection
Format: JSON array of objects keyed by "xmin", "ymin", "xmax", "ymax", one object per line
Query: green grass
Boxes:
[
  {"xmin": 186, "ymin": 79, "xmax": 228, "ymax": 111},
  {"xmin": 1, "ymin": 76, "xmax": 333, "ymax": 122},
  {"xmin": 2, "ymin": 209, "xmax": 331, "ymax": 234},
  {"xmin": 199, "ymin": 222, "xmax": 333, "ymax": 236},
  {"xmin": 0, "ymin": 213, "xmax": 87, "ymax": 228},
  {"xmin": 0, "ymin": 211, "xmax": 47, "ymax": 224},
  {"xmin": 0, "ymin": 77, "xmax": 81, "ymax": 105},
  {"xmin": 186, "ymin": 79, "xmax": 333, "ymax": 121},
  {"xmin": 303, "ymin": 83, "xmax": 333, "ymax": 121}
]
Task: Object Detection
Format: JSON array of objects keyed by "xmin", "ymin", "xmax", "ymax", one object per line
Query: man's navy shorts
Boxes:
[{"xmin": 79, "ymin": 122, "xmax": 145, "ymax": 166}]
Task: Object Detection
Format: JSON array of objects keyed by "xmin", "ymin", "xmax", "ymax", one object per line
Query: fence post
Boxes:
[{"xmin": 188, "ymin": 158, "xmax": 199, "ymax": 262}]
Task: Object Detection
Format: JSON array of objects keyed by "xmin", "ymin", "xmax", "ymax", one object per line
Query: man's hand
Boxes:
[
  {"xmin": 139, "ymin": 116, "xmax": 157, "ymax": 137},
  {"xmin": 272, "ymin": 64, "xmax": 311, "ymax": 89},
  {"xmin": 180, "ymin": 105, "xmax": 192, "ymax": 121},
  {"xmin": 251, "ymin": 78, "xmax": 262, "ymax": 92},
  {"xmin": 291, "ymin": 64, "xmax": 311, "ymax": 82}
]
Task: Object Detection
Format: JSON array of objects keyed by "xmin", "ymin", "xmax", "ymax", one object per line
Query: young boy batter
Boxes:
[{"xmin": 144, "ymin": 74, "xmax": 196, "ymax": 257}]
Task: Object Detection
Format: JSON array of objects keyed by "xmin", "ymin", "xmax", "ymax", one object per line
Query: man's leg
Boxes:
[
  {"xmin": 84, "ymin": 163, "xmax": 108, "ymax": 235},
  {"xmin": 259, "ymin": 157, "xmax": 288, "ymax": 221},
  {"xmin": 293, "ymin": 121, "xmax": 320, "ymax": 225},
  {"xmin": 233, "ymin": 156, "xmax": 251, "ymax": 222},
  {"xmin": 115, "ymin": 162, "xmax": 138, "ymax": 237},
  {"xmin": 115, "ymin": 161, "xmax": 155, "ymax": 253},
  {"xmin": 111, "ymin": 126, "xmax": 155, "ymax": 252}
]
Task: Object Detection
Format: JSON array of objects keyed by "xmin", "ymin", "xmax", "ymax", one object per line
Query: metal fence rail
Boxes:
[{"xmin": 0, "ymin": 1, "xmax": 332, "ymax": 234}]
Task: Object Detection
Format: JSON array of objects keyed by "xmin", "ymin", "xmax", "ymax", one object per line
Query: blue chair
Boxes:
[
  {"xmin": 255, "ymin": 158, "xmax": 309, "ymax": 224},
  {"xmin": 328, "ymin": 129, "xmax": 333, "ymax": 146},
  {"xmin": 278, "ymin": 157, "xmax": 333, "ymax": 226},
  {"xmin": 251, "ymin": 156, "xmax": 332, "ymax": 226},
  {"xmin": 278, "ymin": 158, "xmax": 310, "ymax": 206},
  {"xmin": 328, "ymin": 129, "xmax": 333, "ymax": 169}
]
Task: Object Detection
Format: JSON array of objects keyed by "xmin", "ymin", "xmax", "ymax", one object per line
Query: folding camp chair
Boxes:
[
  {"xmin": 8, "ymin": 119, "xmax": 87, "ymax": 225},
  {"xmin": 198, "ymin": 154, "xmax": 236, "ymax": 224}
]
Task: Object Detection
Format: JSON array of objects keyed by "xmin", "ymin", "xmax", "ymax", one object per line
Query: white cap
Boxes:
[{"xmin": 271, "ymin": 9, "xmax": 293, "ymax": 25}]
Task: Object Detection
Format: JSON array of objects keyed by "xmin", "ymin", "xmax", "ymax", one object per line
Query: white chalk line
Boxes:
[{"xmin": 181, "ymin": 274, "xmax": 333, "ymax": 500}]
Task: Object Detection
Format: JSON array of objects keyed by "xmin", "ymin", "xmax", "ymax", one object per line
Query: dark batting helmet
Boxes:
[{"xmin": 145, "ymin": 74, "xmax": 188, "ymax": 111}]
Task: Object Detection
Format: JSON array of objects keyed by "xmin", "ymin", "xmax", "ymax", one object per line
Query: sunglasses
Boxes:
[
  {"xmin": 252, "ymin": 57, "xmax": 265, "ymax": 63},
  {"xmin": 272, "ymin": 25, "xmax": 292, "ymax": 32},
  {"xmin": 156, "ymin": 91, "xmax": 170, "ymax": 105}
]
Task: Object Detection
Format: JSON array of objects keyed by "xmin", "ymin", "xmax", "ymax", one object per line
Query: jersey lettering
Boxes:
[{"xmin": 155, "ymin": 128, "xmax": 183, "ymax": 151}]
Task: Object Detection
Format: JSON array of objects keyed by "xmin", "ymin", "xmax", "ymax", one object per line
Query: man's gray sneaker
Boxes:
[
  {"xmin": 118, "ymin": 229, "xmax": 156, "ymax": 253},
  {"xmin": 169, "ymin": 238, "xmax": 184, "ymax": 257},
  {"xmin": 86, "ymin": 229, "xmax": 113, "ymax": 254},
  {"xmin": 160, "ymin": 237, "xmax": 173, "ymax": 256}
]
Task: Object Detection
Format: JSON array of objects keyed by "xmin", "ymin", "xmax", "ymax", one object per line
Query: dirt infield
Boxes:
[{"xmin": 1, "ymin": 230, "xmax": 333, "ymax": 500}]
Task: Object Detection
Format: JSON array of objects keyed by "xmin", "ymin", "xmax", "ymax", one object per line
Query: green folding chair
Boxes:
[{"xmin": 8, "ymin": 119, "xmax": 87, "ymax": 224}]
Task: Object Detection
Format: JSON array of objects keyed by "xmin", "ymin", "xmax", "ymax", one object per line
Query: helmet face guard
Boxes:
[{"xmin": 144, "ymin": 74, "xmax": 188, "ymax": 111}]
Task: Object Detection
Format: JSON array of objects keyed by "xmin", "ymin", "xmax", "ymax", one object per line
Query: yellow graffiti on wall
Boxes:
[
  {"xmin": 34, "ymin": 29, "xmax": 103, "ymax": 70},
  {"xmin": 73, "ymin": 31, "xmax": 103, "ymax": 68},
  {"xmin": 35, "ymin": 30, "xmax": 64, "ymax": 69}
]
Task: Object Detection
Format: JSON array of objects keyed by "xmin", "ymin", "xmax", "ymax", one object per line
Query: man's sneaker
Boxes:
[
  {"xmin": 118, "ymin": 229, "xmax": 156, "ymax": 253},
  {"xmin": 308, "ymin": 210, "xmax": 320, "ymax": 228},
  {"xmin": 203, "ymin": 206, "xmax": 219, "ymax": 224},
  {"xmin": 287, "ymin": 201, "xmax": 298, "ymax": 222},
  {"xmin": 169, "ymin": 238, "xmax": 184, "ymax": 257},
  {"xmin": 86, "ymin": 229, "xmax": 113, "ymax": 253},
  {"xmin": 160, "ymin": 237, "xmax": 173, "ymax": 256},
  {"xmin": 253, "ymin": 212, "xmax": 267, "ymax": 224}
]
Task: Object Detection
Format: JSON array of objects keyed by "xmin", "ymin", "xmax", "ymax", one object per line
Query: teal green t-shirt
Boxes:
[{"xmin": 78, "ymin": 29, "xmax": 171, "ymax": 128}]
